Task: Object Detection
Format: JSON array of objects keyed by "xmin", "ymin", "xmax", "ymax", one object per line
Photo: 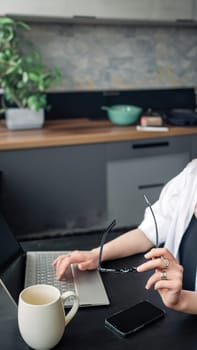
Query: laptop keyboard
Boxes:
[{"xmin": 25, "ymin": 252, "xmax": 76, "ymax": 306}]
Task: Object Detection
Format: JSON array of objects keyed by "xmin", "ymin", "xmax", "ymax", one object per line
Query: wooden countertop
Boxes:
[{"xmin": 0, "ymin": 118, "xmax": 197, "ymax": 150}]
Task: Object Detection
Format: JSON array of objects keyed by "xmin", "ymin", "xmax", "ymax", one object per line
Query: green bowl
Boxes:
[{"xmin": 101, "ymin": 105, "xmax": 143, "ymax": 126}]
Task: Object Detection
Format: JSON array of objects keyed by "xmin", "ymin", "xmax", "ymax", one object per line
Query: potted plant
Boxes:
[{"xmin": 0, "ymin": 17, "xmax": 61, "ymax": 130}]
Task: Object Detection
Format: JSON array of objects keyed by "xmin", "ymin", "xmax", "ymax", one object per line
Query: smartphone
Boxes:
[{"xmin": 105, "ymin": 300, "xmax": 165, "ymax": 337}]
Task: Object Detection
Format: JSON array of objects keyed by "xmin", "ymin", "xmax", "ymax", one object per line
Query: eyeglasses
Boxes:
[
  {"xmin": 97, "ymin": 219, "xmax": 137, "ymax": 273},
  {"xmin": 97, "ymin": 194, "xmax": 159, "ymax": 274}
]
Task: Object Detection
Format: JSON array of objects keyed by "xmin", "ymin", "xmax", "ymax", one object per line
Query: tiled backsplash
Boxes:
[{"xmin": 26, "ymin": 23, "xmax": 197, "ymax": 91}]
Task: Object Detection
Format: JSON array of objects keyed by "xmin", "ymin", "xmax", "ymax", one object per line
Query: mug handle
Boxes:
[{"xmin": 61, "ymin": 291, "xmax": 79, "ymax": 326}]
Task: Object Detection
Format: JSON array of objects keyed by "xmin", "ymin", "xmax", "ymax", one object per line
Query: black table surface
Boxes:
[{"xmin": 0, "ymin": 232, "xmax": 197, "ymax": 350}]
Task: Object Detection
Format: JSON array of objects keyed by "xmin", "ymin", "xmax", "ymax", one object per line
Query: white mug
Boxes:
[{"xmin": 18, "ymin": 284, "xmax": 79, "ymax": 350}]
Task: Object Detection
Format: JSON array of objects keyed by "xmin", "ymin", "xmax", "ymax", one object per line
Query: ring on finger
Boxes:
[
  {"xmin": 160, "ymin": 270, "xmax": 167, "ymax": 280},
  {"xmin": 163, "ymin": 258, "xmax": 170, "ymax": 269},
  {"xmin": 161, "ymin": 256, "xmax": 170, "ymax": 269}
]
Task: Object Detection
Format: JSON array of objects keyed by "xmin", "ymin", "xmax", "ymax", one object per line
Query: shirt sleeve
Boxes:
[{"xmin": 138, "ymin": 162, "xmax": 190, "ymax": 246}]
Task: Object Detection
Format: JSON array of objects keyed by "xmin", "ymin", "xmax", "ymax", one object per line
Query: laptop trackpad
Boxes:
[{"xmin": 72, "ymin": 265, "xmax": 110, "ymax": 306}]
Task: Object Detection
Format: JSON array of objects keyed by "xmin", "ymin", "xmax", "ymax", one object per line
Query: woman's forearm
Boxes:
[{"xmin": 97, "ymin": 228, "xmax": 153, "ymax": 262}]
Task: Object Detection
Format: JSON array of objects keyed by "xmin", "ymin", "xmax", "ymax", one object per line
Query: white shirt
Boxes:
[{"xmin": 138, "ymin": 159, "xmax": 197, "ymax": 291}]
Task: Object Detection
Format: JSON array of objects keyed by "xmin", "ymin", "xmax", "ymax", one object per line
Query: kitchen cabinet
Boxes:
[
  {"xmin": 0, "ymin": 144, "xmax": 106, "ymax": 237},
  {"xmin": 0, "ymin": 128, "xmax": 195, "ymax": 238},
  {"xmin": 71, "ymin": 0, "xmax": 158, "ymax": 21},
  {"xmin": 154, "ymin": 0, "xmax": 194, "ymax": 21},
  {"xmin": 106, "ymin": 136, "xmax": 191, "ymax": 228},
  {"xmin": 0, "ymin": 0, "xmax": 195, "ymax": 24},
  {"xmin": 193, "ymin": 0, "xmax": 197, "ymax": 20},
  {"xmin": 0, "ymin": 0, "xmax": 72, "ymax": 18}
]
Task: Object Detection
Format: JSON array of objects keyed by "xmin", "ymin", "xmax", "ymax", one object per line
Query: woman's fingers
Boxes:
[
  {"xmin": 137, "ymin": 247, "xmax": 178, "ymax": 273},
  {"xmin": 137, "ymin": 257, "xmax": 171, "ymax": 272},
  {"xmin": 144, "ymin": 268, "xmax": 183, "ymax": 289},
  {"xmin": 137, "ymin": 258, "xmax": 167, "ymax": 272},
  {"xmin": 144, "ymin": 270, "xmax": 167, "ymax": 289},
  {"xmin": 52, "ymin": 250, "xmax": 97, "ymax": 280},
  {"xmin": 52, "ymin": 250, "xmax": 83, "ymax": 266},
  {"xmin": 144, "ymin": 247, "xmax": 176, "ymax": 261},
  {"xmin": 136, "ymin": 247, "xmax": 184, "ymax": 310}
]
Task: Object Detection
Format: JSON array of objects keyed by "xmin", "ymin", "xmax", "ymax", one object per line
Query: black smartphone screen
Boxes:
[{"xmin": 105, "ymin": 300, "xmax": 165, "ymax": 336}]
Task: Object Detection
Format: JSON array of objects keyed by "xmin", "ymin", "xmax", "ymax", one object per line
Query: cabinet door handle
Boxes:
[
  {"xmin": 132, "ymin": 141, "xmax": 169, "ymax": 149},
  {"xmin": 138, "ymin": 183, "xmax": 164, "ymax": 190}
]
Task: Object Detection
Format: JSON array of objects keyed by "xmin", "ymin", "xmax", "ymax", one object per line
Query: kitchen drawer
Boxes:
[
  {"xmin": 106, "ymin": 152, "xmax": 190, "ymax": 228},
  {"xmin": 106, "ymin": 136, "xmax": 191, "ymax": 161}
]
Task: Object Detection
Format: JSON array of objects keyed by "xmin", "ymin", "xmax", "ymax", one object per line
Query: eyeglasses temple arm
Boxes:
[
  {"xmin": 144, "ymin": 194, "xmax": 159, "ymax": 248},
  {"xmin": 98, "ymin": 219, "xmax": 117, "ymax": 269}
]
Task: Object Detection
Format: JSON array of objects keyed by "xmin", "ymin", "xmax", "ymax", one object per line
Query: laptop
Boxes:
[{"xmin": 0, "ymin": 213, "xmax": 110, "ymax": 307}]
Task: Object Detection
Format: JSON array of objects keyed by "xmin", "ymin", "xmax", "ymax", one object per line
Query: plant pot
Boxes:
[{"xmin": 5, "ymin": 108, "xmax": 44, "ymax": 130}]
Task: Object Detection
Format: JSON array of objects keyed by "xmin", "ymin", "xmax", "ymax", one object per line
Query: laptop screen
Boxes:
[
  {"xmin": 0, "ymin": 213, "xmax": 25, "ymax": 304},
  {"xmin": 0, "ymin": 214, "xmax": 23, "ymax": 275}
]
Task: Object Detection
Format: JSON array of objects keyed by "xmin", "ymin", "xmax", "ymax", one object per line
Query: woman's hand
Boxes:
[
  {"xmin": 52, "ymin": 248, "xmax": 99, "ymax": 280},
  {"xmin": 137, "ymin": 247, "xmax": 184, "ymax": 310}
]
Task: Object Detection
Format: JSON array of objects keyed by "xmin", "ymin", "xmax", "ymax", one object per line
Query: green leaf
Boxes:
[
  {"xmin": 22, "ymin": 72, "xmax": 29, "ymax": 83},
  {"xmin": 0, "ymin": 16, "xmax": 62, "ymax": 113},
  {"xmin": 0, "ymin": 17, "xmax": 15, "ymax": 25},
  {"xmin": 17, "ymin": 21, "xmax": 30, "ymax": 31},
  {"xmin": 28, "ymin": 72, "xmax": 40, "ymax": 82}
]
